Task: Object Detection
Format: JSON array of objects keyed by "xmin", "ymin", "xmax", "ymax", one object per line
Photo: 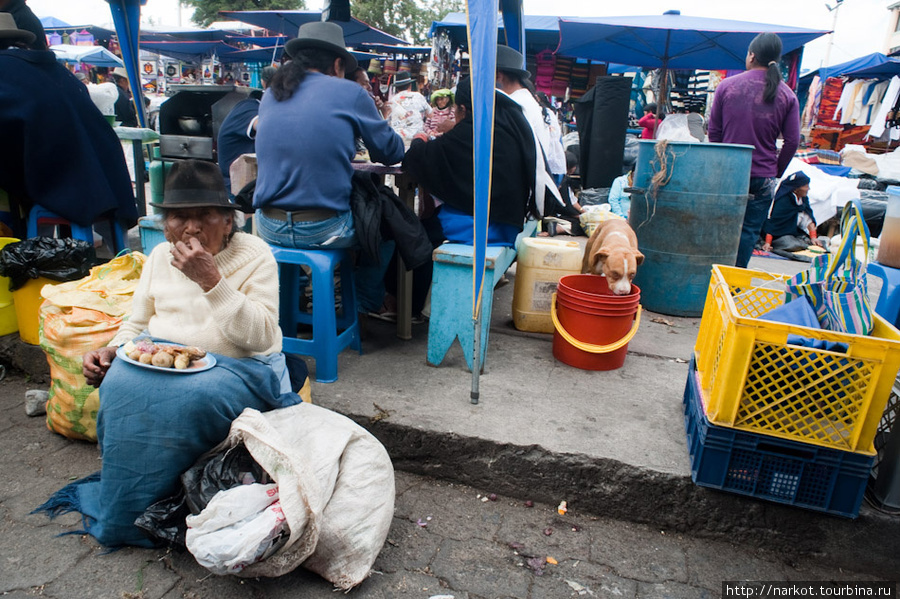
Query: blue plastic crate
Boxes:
[
  {"xmin": 138, "ymin": 215, "xmax": 167, "ymax": 254},
  {"xmin": 684, "ymin": 357, "xmax": 874, "ymax": 518}
]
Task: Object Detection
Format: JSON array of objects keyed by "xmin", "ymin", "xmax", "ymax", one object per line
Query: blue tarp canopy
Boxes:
[
  {"xmin": 40, "ymin": 16, "xmax": 71, "ymax": 28},
  {"xmin": 140, "ymin": 26, "xmax": 228, "ymax": 41},
  {"xmin": 556, "ymin": 13, "xmax": 828, "ymax": 70},
  {"xmin": 358, "ymin": 43, "xmax": 432, "ymax": 55},
  {"xmin": 801, "ymin": 52, "xmax": 889, "ymax": 81},
  {"xmin": 217, "ymin": 46, "xmax": 284, "ymax": 64},
  {"xmin": 51, "ymin": 43, "xmax": 124, "ymax": 67},
  {"xmin": 139, "ymin": 40, "xmax": 237, "ymax": 62},
  {"xmin": 225, "ymin": 36, "xmax": 288, "ymax": 47},
  {"xmin": 429, "ymin": 11, "xmax": 560, "ymax": 49},
  {"xmin": 219, "ymin": 10, "xmax": 409, "ymax": 46},
  {"xmin": 217, "ymin": 46, "xmax": 383, "ymax": 64},
  {"xmin": 844, "ymin": 58, "xmax": 900, "ymax": 79}
]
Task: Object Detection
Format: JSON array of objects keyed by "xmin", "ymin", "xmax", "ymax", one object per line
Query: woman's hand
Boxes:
[
  {"xmin": 83, "ymin": 346, "xmax": 119, "ymax": 387},
  {"xmin": 171, "ymin": 237, "xmax": 222, "ymax": 292}
]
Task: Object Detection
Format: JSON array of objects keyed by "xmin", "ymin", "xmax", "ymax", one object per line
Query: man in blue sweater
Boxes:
[
  {"xmin": 253, "ymin": 22, "xmax": 403, "ymax": 249},
  {"xmin": 252, "ymin": 21, "xmax": 404, "ymax": 314}
]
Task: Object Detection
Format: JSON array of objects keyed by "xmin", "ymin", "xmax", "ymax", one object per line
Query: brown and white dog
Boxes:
[{"xmin": 581, "ymin": 219, "xmax": 644, "ymax": 296}]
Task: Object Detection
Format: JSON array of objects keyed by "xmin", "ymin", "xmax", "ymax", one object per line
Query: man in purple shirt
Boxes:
[{"xmin": 708, "ymin": 32, "xmax": 800, "ymax": 268}]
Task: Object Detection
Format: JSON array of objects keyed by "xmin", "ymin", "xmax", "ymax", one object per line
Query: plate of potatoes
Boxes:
[{"xmin": 117, "ymin": 338, "xmax": 216, "ymax": 373}]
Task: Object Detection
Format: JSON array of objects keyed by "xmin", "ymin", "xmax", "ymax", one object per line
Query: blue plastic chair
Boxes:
[
  {"xmin": 269, "ymin": 245, "xmax": 361, "ymax": 383},
  {"xmin": 867, "ymin": 262, "xmax": 900, "ymax": 328},
  {"xmin": 27, "ymin": 206, "xmax": 126, "ymax": 253}
]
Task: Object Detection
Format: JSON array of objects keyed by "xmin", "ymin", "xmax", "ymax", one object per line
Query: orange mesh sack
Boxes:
[{"xmin": 39, "ymin": 253, "xmax": 145, "ymax": 441}]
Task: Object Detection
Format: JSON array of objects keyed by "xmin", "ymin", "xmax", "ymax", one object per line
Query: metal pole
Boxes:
[
  {"xmin": 470, "ymin": 311, "xmax": 482, "ymax": 404},
  {"xmin": 822, "ymin": 1, "xmax": 842, "ymax": 70}
]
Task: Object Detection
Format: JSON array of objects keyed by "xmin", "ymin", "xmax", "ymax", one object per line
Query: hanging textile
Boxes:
[
  {"xmin": 817, "ymin": 77, "xmax": 845, "ymax": 128},
  {"xmin": 801, "ymin": 75, "xmax": 820, "ymax": 130},
  {"xmin": 868, "ymin": 75, "xmax": 900, "ymax": 140},
  {"xmin": 534, "ymin": 49, "xmax": 555, "ymax": 95}
]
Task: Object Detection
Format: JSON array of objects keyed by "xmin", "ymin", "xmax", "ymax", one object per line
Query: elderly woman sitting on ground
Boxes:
[{"xmin": 39, "ymin": 160, "xmax": 302, "ymax": 548}]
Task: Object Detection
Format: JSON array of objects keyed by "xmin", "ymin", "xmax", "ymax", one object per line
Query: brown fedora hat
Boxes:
[
  {"xmin": 284, "ymin": 21, "xmax": 358, "ymax": 73},
  {"xmin": 0, "ymin": 13, "xmax": 35, "ymax": 45},
  {"xmin": 151, "ymin": 160, "xmax": 236, "ymax": 210}
]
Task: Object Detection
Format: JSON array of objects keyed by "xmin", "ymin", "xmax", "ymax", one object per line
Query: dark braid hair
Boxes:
[
  {"xmin": 269, "ymin": 47, "xmax": 342, "ymax": 102},
  {"xmin": 748, "ymin": 33, "xmax": 783, "ymax": 104}
]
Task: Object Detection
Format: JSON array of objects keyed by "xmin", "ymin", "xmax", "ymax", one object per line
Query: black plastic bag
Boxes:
[
  {"xmin": 182, "ymin": 443, "xmax": 271, "ymax": 515},
  {"xmin": 0, "ymin": 237, "xmax": 97, "ymax": 291},
  {"xmin": 135, "ymin": 442, "xmax": 271, "ymax": 547},
  {"xmin": 134, "ymin": 493, "xmax": 191, "ymax": 548}
]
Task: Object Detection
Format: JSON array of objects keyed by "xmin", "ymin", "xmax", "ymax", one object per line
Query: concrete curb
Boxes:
[{"xmin": 343, "ymin": 414, "xmax": 900, "ymax": 579}]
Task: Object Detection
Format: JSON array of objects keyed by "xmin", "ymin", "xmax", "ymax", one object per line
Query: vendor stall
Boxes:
[{"xmin": 800, "ymin": 53, "xmax": 900, "ymax": 153}]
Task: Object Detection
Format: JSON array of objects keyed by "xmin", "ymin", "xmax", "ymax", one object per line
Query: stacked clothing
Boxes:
[
  {"xmin": 569, "ymin": 62, "xmax": 589, "ymax": 99},
  {"xmin": 552, "ymin": 56, "xmax": 573, "ymax": 97}
]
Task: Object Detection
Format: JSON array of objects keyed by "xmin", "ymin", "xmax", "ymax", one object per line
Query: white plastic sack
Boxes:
[
  {"xmin": 204, "ymin": 403, "xmax": 395, "ymax": 590},
  {"xmin": 874, "ymin": 146, "xmax": 900, "ymax": 181},
  {"xmin": 655, "ymin": 114, "xmax": 698, "ymax": 142},
  {"xmin": 186, "ymin": 484, "xmax": 287, "ymax": 576},
  {"xmin": 86, "ymin": 82, "xmax": 117, "ymax": 116}
]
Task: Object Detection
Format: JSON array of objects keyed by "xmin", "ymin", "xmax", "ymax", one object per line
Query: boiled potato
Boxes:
[
  {"xmin": 128, "ymin": 349, "xmax": 143, "ymax": 362},
  {"xmin": 139, "ymin": 352, "xmax": 153, "ymax": 364},
  {"xmin": 152, "ymin": 351, "xmax": 175, "ymax": 368},
  {"xmin": 174, "ymin": 353, "xmax": 190, "ymax": 370}
]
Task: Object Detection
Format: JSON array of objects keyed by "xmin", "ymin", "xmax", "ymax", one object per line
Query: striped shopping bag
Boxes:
[{"xmin": 785, "ymin": 200, "xmax": 875, "ymax": 336}]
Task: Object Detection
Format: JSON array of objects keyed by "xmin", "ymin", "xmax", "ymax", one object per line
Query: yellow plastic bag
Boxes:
[{"xmin": 40, "ymin": 252, "xmax": 145, "ymax": 441}]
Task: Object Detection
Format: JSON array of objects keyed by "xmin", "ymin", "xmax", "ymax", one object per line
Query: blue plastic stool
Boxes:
[
  {"xmin": 269, "ymin": 245, "xmax": 361, "ymax": 383},
  {"xmin": 27, "ymin": 206, "xmax": 127, "ymax": 253},
  {"xmin": 867, "ymin": 262, "xmax": 900, "ymax": 328}
]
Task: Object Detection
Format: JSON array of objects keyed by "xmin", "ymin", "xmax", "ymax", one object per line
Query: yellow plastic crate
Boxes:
[{"xmin": 694, "ymin": 265, "xmax": 900, "ymax": 455}]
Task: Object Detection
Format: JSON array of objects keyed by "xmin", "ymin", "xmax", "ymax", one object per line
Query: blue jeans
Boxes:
[
  {"xmin": 255, "ymin": 209, "xmax": 357, "ymax": 250},
  {"xmin": 255, "ymin": 209, "xmax": 391, "ymax": 313},
  {"xmin": 736, "ymin": 177, "xmax": 776, "ymax": 269}
]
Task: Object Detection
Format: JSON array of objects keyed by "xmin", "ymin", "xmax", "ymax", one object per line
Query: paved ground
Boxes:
[
  {"xmin": 0, "ymin": 367, "xmax": 880, "ymax": 598},
  {"xmin": 2, "ymin": 239, "xmax": 899, "ymax": 596}
]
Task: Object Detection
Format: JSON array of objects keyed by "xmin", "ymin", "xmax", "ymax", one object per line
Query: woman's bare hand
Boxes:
[
  {"xmin": 171, "ymin": 238, "xmax": 222, "ymax": 292},
  {"xmin": 83, "ymin": 346, "xmax": 119, "ymax": 387}
]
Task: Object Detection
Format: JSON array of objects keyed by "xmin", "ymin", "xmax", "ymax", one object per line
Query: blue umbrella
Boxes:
[
  {"xmin": 558, "ymin": 11, "xmax": 828, "ymax": 123},
  {"xmin": 556, "ymin": 12, "xmax": 828, "ymax": 70},
  {"xmin": 106, "ymin": 0, "xmax": 147, "ymax": 128},
  {"xmin": 464, "ymin": 0, "xmax": 524, "ymax": 403},
  {"xmin": 466, "ymin": 0, "xmax": 498, "ymax": 403}
]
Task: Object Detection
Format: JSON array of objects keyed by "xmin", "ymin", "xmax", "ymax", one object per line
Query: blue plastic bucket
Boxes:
[{"xmin": 630, "ymin": 141, "xmax": 754, "ymax": 317}]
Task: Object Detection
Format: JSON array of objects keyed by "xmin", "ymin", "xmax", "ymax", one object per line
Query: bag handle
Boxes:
[
  {"xmin": 550, "ymin": 293, "xmax": 642, "ymax": 353},
  {"xmin": 825, "ymin": 199, "xmax": 870, "ymax": 281}
]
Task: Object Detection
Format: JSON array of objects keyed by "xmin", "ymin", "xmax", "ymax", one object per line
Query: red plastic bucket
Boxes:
[
  {"xmin": 551, "ymin": 274, "xmax": 641, "ymax": 371},
  {"xmin": 558, "ymin": 274, "xmax": 638, "ymax": 303}
]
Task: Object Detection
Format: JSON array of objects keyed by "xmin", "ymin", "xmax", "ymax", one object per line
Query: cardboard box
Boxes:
[{"xmin": 230, "ymin": 153, "xmax": 257, "ymax": 195}]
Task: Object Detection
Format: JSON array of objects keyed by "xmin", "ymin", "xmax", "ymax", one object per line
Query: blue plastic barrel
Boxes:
[{"xmin": 630, "ymin": 140, "xmax": 754, "ymax": 317}]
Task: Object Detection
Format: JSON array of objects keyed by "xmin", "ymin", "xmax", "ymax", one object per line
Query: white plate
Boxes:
[{"xmin": 116, "ymin": 342, "xmax": 216, "ymax": 374}]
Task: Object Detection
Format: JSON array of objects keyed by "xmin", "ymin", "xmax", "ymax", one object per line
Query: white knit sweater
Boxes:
[{"xmin": 109, "ymin": 233, "xmax": 283, "ymax": 357}]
